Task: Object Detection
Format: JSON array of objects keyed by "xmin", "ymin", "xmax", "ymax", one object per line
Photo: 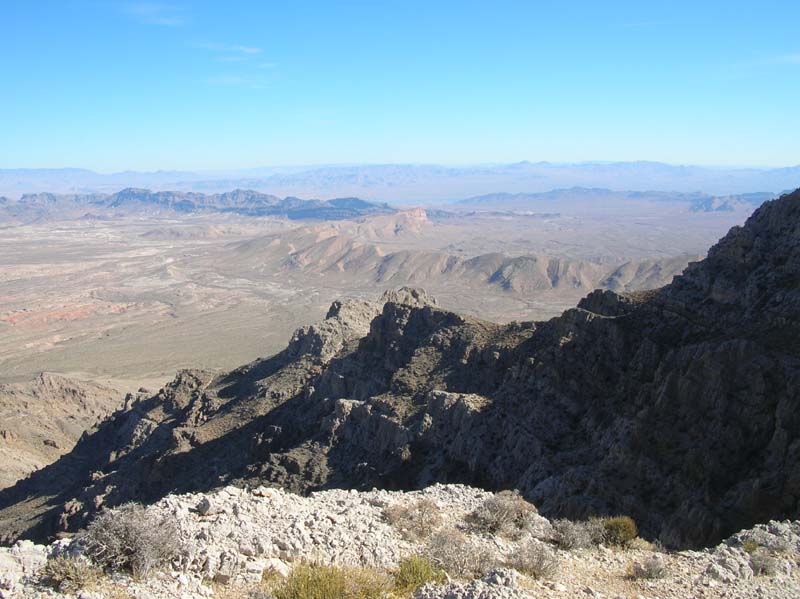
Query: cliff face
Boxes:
[{"xmin": 1, "ymin": 190, "xmax": 798, "ymax": 549}]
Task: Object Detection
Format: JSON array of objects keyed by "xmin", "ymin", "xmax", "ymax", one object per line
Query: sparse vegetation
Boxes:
[
  {"xmin": 750, "ymin": 551, "xmax": 779, "ymax": 577},
  {"xmin": 76, "ymin": 502, "xmax": 184, "ymax": 577},
  {"xmin": 553, "ymin": 519, "xmax": 594, "ymax": 549},
  {"xmin": 742, "ymin": 539, "xmax": 760, "ymax": 554},
  {"xmin": 393, "ymin": 555, "xmax": 446, "ymax": 594},
  {"xmin": 270, "ymin": 563, "xmax": 391, "ymax": 599},
  {"xmin": 39, "ymin": 555, "xmax": 102, "ymax": 593},
  {"xmin": 601, "ymin": 516, "xmax": 638, "ymax": 547},
  {"xmin": 383, "ymin": 499, "xmax": 443, "ymax": 541},
  {"xmin": 626, "ymin": 556, "xmax": 667, "ymax": 579},
  {"xmin": 425, "ymin": 529, "xmax": 496, "ymax": 578},
  {"xmin": 627, "ymin": 537, "xmax": 661, "ymax": 552},
  {"xmin": 505, "ymin": 540, "xmax": 559, "ymax": 580},
  {"xmin": 466, "ymin": 490, "xmax": 537, "ymax": 539}
]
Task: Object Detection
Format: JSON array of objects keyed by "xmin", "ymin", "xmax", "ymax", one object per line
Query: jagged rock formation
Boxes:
[{"xmin": 1, "ymin": 189, "xmax": 799, "ymax": 549}]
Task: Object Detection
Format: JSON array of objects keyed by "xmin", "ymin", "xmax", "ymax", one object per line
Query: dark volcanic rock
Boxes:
[{"xmin": 1, "ymin": 190, "xmax": 799, "ymax": 549}]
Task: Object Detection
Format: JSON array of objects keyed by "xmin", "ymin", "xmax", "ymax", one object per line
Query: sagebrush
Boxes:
[
  {"xmin": 76, "ymin": 502, "xmax": 184, "ymax": 577},
  {"xmin": 39, "ymin": 556, "xmax": 102, "ymax": 593},
  {"xmin": 627, "ymin": 556, "xmax": 667, "ymax": 579},
  {"xmin": 425, "ymin": 529, "xmax": 496, "ymax": 578},
  {"xmin": 466, "ymin": 490, "xmax": 537, "ymax": 539},
  {"xmin": 383, "ymin": 499, "xmax": 443, "ymax": 541},
  {"xmin": 750, "ymin": 551, "xmax": 779, "ymax": 576},
  {"xmin": 505, "ymin": 540, "xmax": 559, "ymax": 580},
  {"xmin": 552, "ymin": 518, "xmax": 606, "ymax": 549}
]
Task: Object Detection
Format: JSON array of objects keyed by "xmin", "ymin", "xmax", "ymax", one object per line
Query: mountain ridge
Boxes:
[
  {"xmin": 0, "ymin": 189, "xmax": 798, "ymax": 549},
  {"xmin": 1, "ymin": 188, "xmax": 394, "ymax": 222}
]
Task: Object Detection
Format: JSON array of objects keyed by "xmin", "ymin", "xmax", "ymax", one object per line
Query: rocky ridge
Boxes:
[{"xmin": 1, "ymin": 189, "xmax": 799, "ymax": 550}]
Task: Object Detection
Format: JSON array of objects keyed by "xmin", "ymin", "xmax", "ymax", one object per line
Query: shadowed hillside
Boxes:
[{"xmin": 1, "ymin": 190, "xmax": 798, "ymax": 549}]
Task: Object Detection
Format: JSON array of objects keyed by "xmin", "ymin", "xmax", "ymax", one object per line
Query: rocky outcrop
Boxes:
[{"xmin": 1, "ymin": 190, "xmax": 799, "ymax": 549}]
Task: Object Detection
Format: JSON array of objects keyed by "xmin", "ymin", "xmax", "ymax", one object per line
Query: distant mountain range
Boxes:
[
  {"xmin": 0, "ymin": 184, "xmax": 785, "ymax": 225},
  {"xmin": 457, "ymin": 188, "xmax": 779, "ymax": 213},
  {"xmin": 0, "ymin": 188, "xmax": 394, "ymax": 223},
  {"xmin": 1, "ymin": 161, "xmax": 798, "ymax": 200}
]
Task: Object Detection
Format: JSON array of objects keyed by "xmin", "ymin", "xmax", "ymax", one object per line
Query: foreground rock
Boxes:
[
  {"xmin": 1, "ymin": 190, "xmax": 799, "ymax": 548},
  {"xmin": 1, "ymin": 485, "xmax": 798, "ymax": 599}
]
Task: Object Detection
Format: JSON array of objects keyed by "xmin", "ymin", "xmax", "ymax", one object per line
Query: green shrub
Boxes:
[
  {"xmin": 271, "ymin": 563, "xmax": 390, "ymax": 599},
  {"xmin": 393, "ymin": 555, "xmax": 445, "ymax": 594},
  {"xmin": 742, "ymin": 539, "xmax": 760, "ymax": 554},
  {"xmin": 39, "ymin": 556, "xmax": 102, "ymax": 593},
  {"xmin": 601, "ymin": 516, "xmax": 638, "ymax": 547}
]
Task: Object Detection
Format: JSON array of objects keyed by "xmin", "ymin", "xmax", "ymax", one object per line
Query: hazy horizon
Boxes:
[{"xmin": 4, "ymin": 158, "xmax": 800, "ymax": 175}]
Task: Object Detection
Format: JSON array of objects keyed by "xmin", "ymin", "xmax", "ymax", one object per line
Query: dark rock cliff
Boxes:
[{"xmin": 1, "ymin": 190, "xmax": 798, "ymax": 548}]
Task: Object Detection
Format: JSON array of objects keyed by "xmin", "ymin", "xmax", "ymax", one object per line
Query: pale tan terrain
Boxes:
[{"xmin": 0, "ymin": 205, "xmax": 745, "ymax": 391}]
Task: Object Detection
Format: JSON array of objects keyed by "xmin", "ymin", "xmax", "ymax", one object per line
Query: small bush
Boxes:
[
  {"xmin": 505, "ymin": 540, "xmax": 559, "ymax": 580},
  {"xmin": 76, "ymin": 502, "xmax": 183, "ymax": 577},
  {"xmin": 627, "ymin": 556, "xmax": 667, "ymax": 579},
  {"xmin": 742, "ymin": 539, "xmax": 760, "ymax": 554},
  {"xmin": 425, "ymin": 529, "xmax": 496, "ymax": 579},
  {"xmin": 553, "ymin": 519, "xmax": 593, "ymax": 549},
  {"xmin": 627, "ymin": 537, "xmax": 658, "ymax": 552},
  {"xmin": 750, "ymin": 551, "xmax": 779, "ymax": 577},
  {"xmin": 383, "ymin": 499, "xmax": 443, "ymax": 541},
  {"xmin": 601, "ymin": 516, "xmax": 638, "ymax": 547},
  {"xmin": 39, "ymin": 556, "xmax": 102, "ymax": 593},
  {"xmin": 271, "ymin": 563, "xmax": 390, "ymax": 599},
  {"xmin": 466, "ymin": 490, "xmax": 537, "ymax": 539},
  {"xmin": 393, "ymin": 555, "xmax": 445, "ymax": 594}
]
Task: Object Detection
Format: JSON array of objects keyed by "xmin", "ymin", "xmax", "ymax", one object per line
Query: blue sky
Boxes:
[{"xmin": 2, "ymin": 1, "xmax": 799, "ymax": 171}]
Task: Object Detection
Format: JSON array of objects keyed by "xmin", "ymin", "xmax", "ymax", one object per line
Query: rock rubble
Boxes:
[{"xmin": 1, "ymin": 485, "xmax": 798, "ymax": 599}]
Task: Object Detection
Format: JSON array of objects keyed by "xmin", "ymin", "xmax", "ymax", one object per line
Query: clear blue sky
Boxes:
[{"xmin": 2, "ymin": 1, "xmax": 799, "ymax": 171}]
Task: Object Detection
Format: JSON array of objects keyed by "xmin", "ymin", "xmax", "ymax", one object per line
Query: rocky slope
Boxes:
[
  {"xmin": 0, "ymin": 374, "xmax": 126, "ymax": 489},
  {"xmin": 1, "ymin": 485, "xmax": 798, "ymax": 599},
  {"xmin": 0, "ymin": 189, "xmax": 798, "ymax": 550}
]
